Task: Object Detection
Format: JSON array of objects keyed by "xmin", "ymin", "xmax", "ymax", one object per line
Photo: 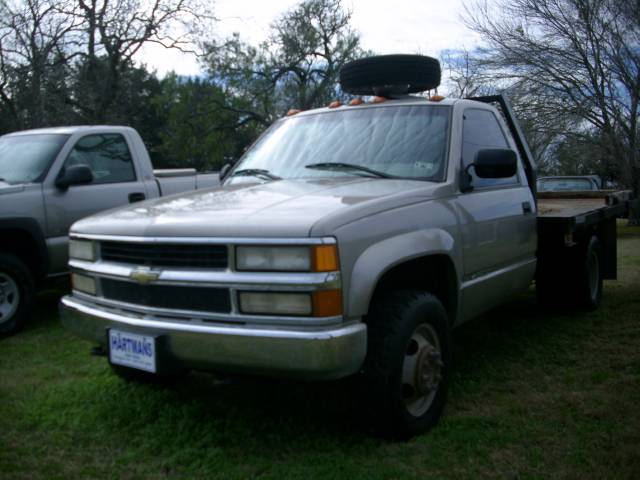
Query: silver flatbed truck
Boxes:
[{"xmin": 59, "ymin": 55, "xmax": 630, "ymax": 437}]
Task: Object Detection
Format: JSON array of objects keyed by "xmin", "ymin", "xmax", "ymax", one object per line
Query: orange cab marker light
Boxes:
[
  {"xmin": 371, "ymin": 96, "xmax": 387, "ymax": 104},
  {"xmin": 328, "ymin": 100, "xmax": 342, "ymax": 108},
  {"xmin": 430, "ymin": 95, "xmax": 445, "ymax": 102},
  {"xmin": 313, "ymin": 289, "xmax": 343, "ymax": 317},
  {"xmin": 312, "ymin": 244, "xmax": 339, "ymax": 272},
  {"xmin": 349, "ymin": 98, "xmax": 364, "ymax": 106},
  {"xmin": 286, "ymin": 109, "xmax": 301, "ymax": 116}
]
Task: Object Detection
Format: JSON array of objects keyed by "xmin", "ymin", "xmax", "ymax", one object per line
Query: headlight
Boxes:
[
  {"xmin": 235, "ymin": 244, "xmax": 339, "ymax": 272},
  {"xmin": 71, "ymin": 273, "xmax": 97, "ymax": 295},
  {"xmin": 69, "ymin": 239, "xmax": 96, "ymax": 261},
  {"xmin": 239, "ymin": 292, "xmax": 312, "ymax": 316},
  {"xmin": 238, "ymin": 289, "xmax": 342, "ymax": 317}
]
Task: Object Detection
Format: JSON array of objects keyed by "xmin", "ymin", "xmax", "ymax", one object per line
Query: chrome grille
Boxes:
[{"xmin": 100, "ymin": 242, "xmax": 228, "ymax": 269}]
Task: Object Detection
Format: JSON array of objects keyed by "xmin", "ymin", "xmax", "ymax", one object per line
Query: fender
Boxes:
[
  {"xmin": 348, "ymin": 228, "xmax": 458, "ymax": 318},
  {"xmin": 0, "ymin": 217, "xmax": 49, "ymax": 279}
]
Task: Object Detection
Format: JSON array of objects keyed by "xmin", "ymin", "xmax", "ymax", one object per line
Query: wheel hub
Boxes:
[
  {"xmin": 415, "ymin": 347, "xmax": 443, "ymax": 395},
  {"xmin": 0, "ymin": 272, "xmax": 19, "ymax": 322},
  {"xmin": 402, "ymin": 323, "xmax": 444, "ymax": 417}
]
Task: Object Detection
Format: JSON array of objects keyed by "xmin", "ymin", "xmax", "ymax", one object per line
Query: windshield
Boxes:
[
  {"xmin": 227, "ymin": 105, "xmax": 450, "ymax": 184},
  {"xmin": 538, "ymin": 178, "xmax": 596, "ymax": 192},
  {"xmin": 0, "ymin": 134, "xmax": 69, "ymax": 184}
]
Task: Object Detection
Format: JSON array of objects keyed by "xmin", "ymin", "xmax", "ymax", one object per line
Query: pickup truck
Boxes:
[
  {"xmin": 59, "ymin": 55, "xmax": 628, "ymax": 438},
  {"xmin": 537, "ymin": 175, "xmax": 601, "ymax": 192},
  {"xmin": 0, "ymin": 125, "xmax": 218, "ymax": 335}
]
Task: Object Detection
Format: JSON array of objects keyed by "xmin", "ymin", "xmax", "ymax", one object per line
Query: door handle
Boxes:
[
  {"xmin": 522, "ymin": 201, "xmax": 533, "ymax": 215},
  {"xmin": 129, "ymin": 192, "xmax": 146, "ymax": 203}
]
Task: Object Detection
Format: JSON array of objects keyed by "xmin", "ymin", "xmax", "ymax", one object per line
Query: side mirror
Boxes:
[
  {"xmin": 474, "ymin": 149, "xmax": 518, "ymax": 178},
  {"xmin": 460, "ymin": 149, "xmax": 518, "ymax": 192},
  {"xmin": 56, "ymin": 165, "xmax": 93, "ymax": 189}
]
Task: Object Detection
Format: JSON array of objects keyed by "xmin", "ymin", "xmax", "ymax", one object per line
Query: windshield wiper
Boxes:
[
  {"xmin": 305, "ymin": 162, "xmax": 394, "ymax": 179},
  {"xmin": 229, "ymin": 168, "xmax": 281, "ymax": 181}
]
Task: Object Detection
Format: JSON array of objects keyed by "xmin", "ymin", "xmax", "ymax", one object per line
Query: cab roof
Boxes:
[
  {"xmin": 291, "ymin": 96, "xmax": 485, "ymax": 119},
  {"xmin": 3, "ymin": 125, "xmax": 135, "ymax": 137}
]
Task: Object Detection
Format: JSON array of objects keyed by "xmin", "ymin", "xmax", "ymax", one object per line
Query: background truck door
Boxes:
[
  {"xmin": 43, "ymin": 133, "xmax": 146, "ymax": 273},
  {"xmin": 454, "ymin": 108, "xmax": 537, "ymax": 321}
]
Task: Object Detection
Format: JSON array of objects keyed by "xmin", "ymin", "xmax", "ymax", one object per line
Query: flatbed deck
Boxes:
[
  {"xmin": 536, "ymin": 190, "xmax": 631, "ymax": 281},
  {"xmin": 537, "ymin": 190, "xmax": 630, "ymax": 231}
]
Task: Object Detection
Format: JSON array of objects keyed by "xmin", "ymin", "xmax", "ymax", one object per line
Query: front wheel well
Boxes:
[
  {"xmin": 0, "ymin": 229, "xmax": 46, "ymax": 282},
  {"xmin": 369, "ymin": 255, "xmax": 458, "ymax": 324}
]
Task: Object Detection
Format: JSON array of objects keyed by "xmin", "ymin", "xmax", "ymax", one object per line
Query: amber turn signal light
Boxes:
[
  {"xmin": 312, "ymin": 289, "xmax": 343, "ymax": 317},
  {"xmin": 312, "ymin": 244, "xmax": 339, "ymax": 272}
]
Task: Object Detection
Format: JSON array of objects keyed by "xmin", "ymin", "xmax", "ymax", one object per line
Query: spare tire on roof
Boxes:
[{"xmin": 340, "ymin": 54, "xmax": 441, "ymax": 96}]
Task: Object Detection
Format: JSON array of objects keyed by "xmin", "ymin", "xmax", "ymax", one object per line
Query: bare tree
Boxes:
[
  {"xmin": 439, "ymin": 48, "xmax": 577, "ymax": 171},
  {"xmin": 72, "ymin": 0, "xmax": 214, "ymax": 122},
  {"xmin": 0, "ymin": 0, "xmax": 80, "ymax": 128},
  {"xmin": 440, "ymin": 48, "xmax": 493, "ymax": 98},
  {"xmin": 464, "ymin": 0, "xmax": 640, "ymax": 223}
]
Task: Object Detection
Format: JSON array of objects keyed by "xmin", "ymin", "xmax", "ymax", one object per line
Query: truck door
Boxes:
[
  {"xmin": 43, "ymin": 133, "xmax": 146, "ymax": 273},
  {"xmin": 454, "ymin": 108, "xmax": 537, "ymax": 321}
]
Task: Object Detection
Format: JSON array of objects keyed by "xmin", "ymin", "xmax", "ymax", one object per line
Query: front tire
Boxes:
[
  {"xmin": 0, "ymin": 253, "xmax": 35, "ymax": 336},
  {"xmin": 361, "ymin": 291, "xmax": 451, "ymax": 438}
]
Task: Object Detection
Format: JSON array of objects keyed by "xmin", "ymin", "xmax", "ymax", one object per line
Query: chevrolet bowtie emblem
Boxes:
[{"xmin": 130, "ymin": 267, "xmax": 161, "ymax": 285}]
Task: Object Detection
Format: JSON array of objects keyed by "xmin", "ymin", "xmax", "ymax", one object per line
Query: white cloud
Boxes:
[{"xmin": 137, "ymin": 0, "xmax": 481, "ymax": 77}]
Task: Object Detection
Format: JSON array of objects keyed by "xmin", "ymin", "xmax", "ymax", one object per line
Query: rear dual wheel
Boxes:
[
  {"xmin": 576, "ymin": 235, "xmax": 602, "ymax": 310},
  {"xmin": 362, "ymin": 291, "xmax": 450, "ymax": 438},
  {"xmin": 536, "ymin": 235, "xmax": 602, "ymax": 311}
]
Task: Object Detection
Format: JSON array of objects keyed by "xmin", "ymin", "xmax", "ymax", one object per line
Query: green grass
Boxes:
[{"xmin": 2, "ymin": 222, "xmax": 640, "ymax": 479}]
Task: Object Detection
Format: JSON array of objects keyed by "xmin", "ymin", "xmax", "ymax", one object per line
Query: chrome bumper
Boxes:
[{"xmin": 60, "ymin": 295, "xmax": 367, "ymax": 380}]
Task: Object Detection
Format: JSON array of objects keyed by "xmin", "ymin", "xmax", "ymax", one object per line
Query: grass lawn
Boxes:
[{"xmin": 1, "ymin": 222, "xmax": 639, "ymax": 479}]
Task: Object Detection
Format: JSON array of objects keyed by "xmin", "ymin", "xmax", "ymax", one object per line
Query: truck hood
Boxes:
[{"xmin": 72, "ymin": 177, "xmax": 447, "ymax": 238}]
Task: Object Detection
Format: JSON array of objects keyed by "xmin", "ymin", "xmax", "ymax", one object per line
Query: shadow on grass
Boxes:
[
  {"xmin": 46, "ymin": 288, "xmax": 595, "ymax": 454},
  {"xmin": 27, "ymin": 286, "xmax": 68, "ymax": 331}
]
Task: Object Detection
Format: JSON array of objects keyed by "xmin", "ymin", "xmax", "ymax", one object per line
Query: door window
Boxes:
[
  {"xmin": 462, "ymin": 109, "xmax": 518, "ymax": 188},
  {"xmin": 64, "ymin": 134, "xmax": 136, "ymax": 185}
]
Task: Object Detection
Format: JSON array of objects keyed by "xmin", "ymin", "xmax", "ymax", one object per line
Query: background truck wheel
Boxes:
[
  {"xmin": 339, "ymin": 54, "xmax": 441, "ymax": 96},
  {"xmin": 0, "ymin": 253, "xmax": 35, "ymax": 336},
  {"xmin": 361, "ymin": 291, "xmax": 450, "ymax": 438},
  {"xmin": 574, "ymin": 235, "xmax": 602, "ymax": 311},
  {"xmin": 110, "ymin": 364, "xmax": 189, "ymax": 384}
]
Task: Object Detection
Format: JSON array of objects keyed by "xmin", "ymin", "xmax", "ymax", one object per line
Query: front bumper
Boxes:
[{"xmin": 60, "ymin": 295, "xmax": 367, "ymax": 380}]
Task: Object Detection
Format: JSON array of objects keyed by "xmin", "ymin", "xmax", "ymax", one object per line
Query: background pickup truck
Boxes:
[
  {"xmin": 59, "ymin": 55, "xmax": 630, "ymax": 438},
  {"xmin": 0, "ymin": 125, "xmax": 219, "ymax": 335}
]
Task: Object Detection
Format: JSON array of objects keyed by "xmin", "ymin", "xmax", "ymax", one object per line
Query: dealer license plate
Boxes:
[{"xmin": 108, "ymin": 329, "xmax": 157, "ymax": 373}]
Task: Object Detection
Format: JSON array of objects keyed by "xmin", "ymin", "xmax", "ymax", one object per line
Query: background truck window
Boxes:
[{"xmin": 65, "ymin": 134, "xmax": 136, "ymax": 185}]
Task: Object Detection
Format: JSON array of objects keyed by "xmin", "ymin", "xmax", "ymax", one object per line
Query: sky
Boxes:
[{"xmin": 138, "ymin": 0, "xmax": 482, "ymax": 77}]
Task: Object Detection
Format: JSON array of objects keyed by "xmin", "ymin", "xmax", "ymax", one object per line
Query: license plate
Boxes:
[{"xmin": 108, "ymin": 329, "xmax": 157, "ymax": 373}]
